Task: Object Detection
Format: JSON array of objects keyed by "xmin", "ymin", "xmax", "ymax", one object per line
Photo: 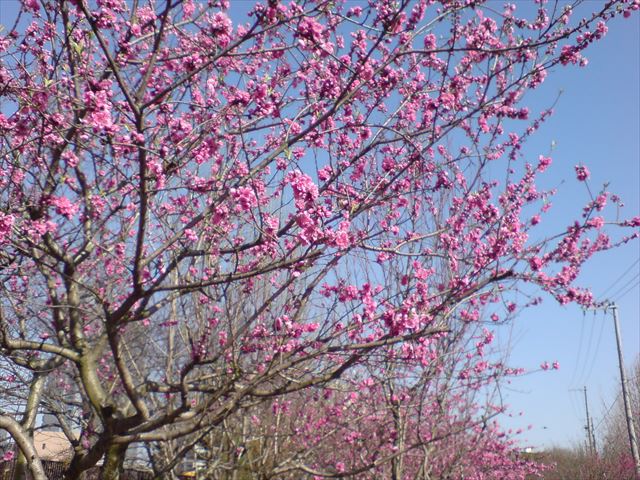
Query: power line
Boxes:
[
  {"xmin": 568, "ymin": 389, "xmax": 583, "ymax": 421},
  {"xmin": 594, "ymin": 392, "xmax": 621, "ymax": 433},
  {"xmin": 608, "ymin": 272, "xmax": 640, "ymax": 301},
  {"xmin": 569, "ymin": 310, "xmax": 587, "ymax": 387},
  {"xmin": 580, "ymin": 310, "xmax": 607, "ymax": 386},
  {"xmin": 613, "ymin": 279, "xmax": 640, "ymax": 303},
  {"xmin": 576, "ymin": 311, "xmax": 598, "ymax": 387},
  {"xmin": 597, "ymin": 258, "xmax": 640, "ymax": 300}
]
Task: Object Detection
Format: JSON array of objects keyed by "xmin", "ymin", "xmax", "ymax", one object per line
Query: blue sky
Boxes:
[
  {"xmin": 495, "ymin": 9, "xmax": 640, "ymax": 450},
  {"xmin": 0, "ymin": 0, "xmax": 638, "ymax": 451}
]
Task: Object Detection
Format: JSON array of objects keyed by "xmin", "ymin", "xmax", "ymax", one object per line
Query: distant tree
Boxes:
[
  {"xmin": 599, "ymin": 357, "xmax": 640, "ymax": 480},
  {"xmin": 541, "ymin": 358, "xmax": 639, "ymax": 480},
  {"xmin": 539, "ymin": 447, "xmax": 597, "ymax": 480},
  {"xmin": 0, "ymin": 1, "xmax": 638, "ymax": 479}
]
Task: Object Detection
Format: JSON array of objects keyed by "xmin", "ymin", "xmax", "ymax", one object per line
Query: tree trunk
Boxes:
[
  {"xmin": 0, "ymin": 416, "xmax": 47, "ymax": 480},
  {"xmin": 13, "ymin": 454, "xmax": 27, "ymax": 480},
  {"xmin": 391, "ymin": 403, "xmax": 404, "ymax": 480},
  {"xmin": 101, "ymin": 444, "xmax": 128, "ymax": 480},
  {"xmin": 14, "ymin": 374, "xmax": 46, "ymax": 480}
]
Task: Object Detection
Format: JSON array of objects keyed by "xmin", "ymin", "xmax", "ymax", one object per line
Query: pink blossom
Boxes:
[
  {"xmin": 347, "ymin": 6, "xmax": 363, "ymax": 17},
  {"xmin": 232, "ymin": 186, "xmax": 258, "ymax": 212},
  {"xmin": 295, "ymin": 211, "xmax": 321, "ymax": 244},
  {"xmin": 184, "ymin": 229, "xmax": 198, "ymax": 242},
  {"xmin": 49, "ymin": 195, "xmax": 79, "ymax": 219},
  {"xmin": 560, "ymin": 45, "xmax": 583, "ymax": 65},
  {"xmin": 297, "ymin": 17, "xmax": 324, "ymax": 43},
  {"xmin": 210, "ymin": 12, "xmax": 232, "ymax": 37},
  {"xmin": 529, "ymin": 257, "xmax": 543, "ymax": 271},
  {"xmin": 537, "ymin": 155, "xmax": 552, "ymax": 172},
  {"xmin": 84, "ymin": 90, "xmax": 115, "ymax": 133},
  {"xmin": 286, "ymin": 170, "xmax": 318, "ymax": 210},
  {"xmin": 25, "ymin": 219, "xmax": 57, "ymax": 241},
  {"xmin": 0, "ymin": 212, "xmax": 14, "ymax": 238},
  {"xmin": 21, "ymin": 0, "xmax": 39, "ymax": 12},
  {"xmin": 332, "ymin": 221, "xmax": 352, "ymax": 249},
  {"xmin": 575, "ymin": 164, "xmax": 590, "ymax": 181},
  {"xmin": 593, "ymin": 193, "xmax": 607, "ymax": 211},
  {"xmin": 423, "ymin": 33, "xmax": 437, "ymax": 50},
  {"xmin": 317, "ymin": 165, "xmax": 333, "ymax": 181},
  {"xmin": 587, "ymin": 216, "xmax": 605, "ymax": 229}
]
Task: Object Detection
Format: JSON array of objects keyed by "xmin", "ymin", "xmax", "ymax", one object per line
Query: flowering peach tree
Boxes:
[{"xmin": 0, "ymin": 0, "xmax": 638, "ymax": 478}]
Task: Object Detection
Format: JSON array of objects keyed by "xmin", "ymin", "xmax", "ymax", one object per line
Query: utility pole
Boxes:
[
  {"xmin": 609, "ymin": 303, "xmax": 640, "ymax": 478},
  {"xmin": 582, "ymin": 386, "xmax": 595, "ymax": 455}
]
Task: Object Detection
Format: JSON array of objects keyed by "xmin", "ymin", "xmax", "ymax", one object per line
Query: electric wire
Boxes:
[
  {"xmin": 597, "ymin": 258, "xmax": 640, "ymax": 301},
  {"xmin": 575, "ymin": 311, "xmax": 598, "ymax": 388},
  {"xmin": 569, "ymin": 310, "xmax": 587, "ymax": 388},
  {"xmin": 568, "ymin": 389, "xmax": 583, "ymax": 421},
  {"xmin": 612, "ymin": 278, "xmax": 640, "ymax": 302},
  {"xmin": 607, "ymin": 271, "xmax": 640, "ymax": 301},
  {"xmin": 594, "ymin": 392, "xmax": 621, "ymax": 432},
  {"xmin": 566, "ymin": 258, "xmax": 638, "ymax": 439},
  {"xmin": 580, "ymin": 310, "xmax": 607, "ymax": 386}
]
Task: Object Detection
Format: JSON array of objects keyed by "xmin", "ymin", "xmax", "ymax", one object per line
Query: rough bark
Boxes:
[{"xmin": 101, "ymin": 443, "xmax": 129, "ymax": 480}]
